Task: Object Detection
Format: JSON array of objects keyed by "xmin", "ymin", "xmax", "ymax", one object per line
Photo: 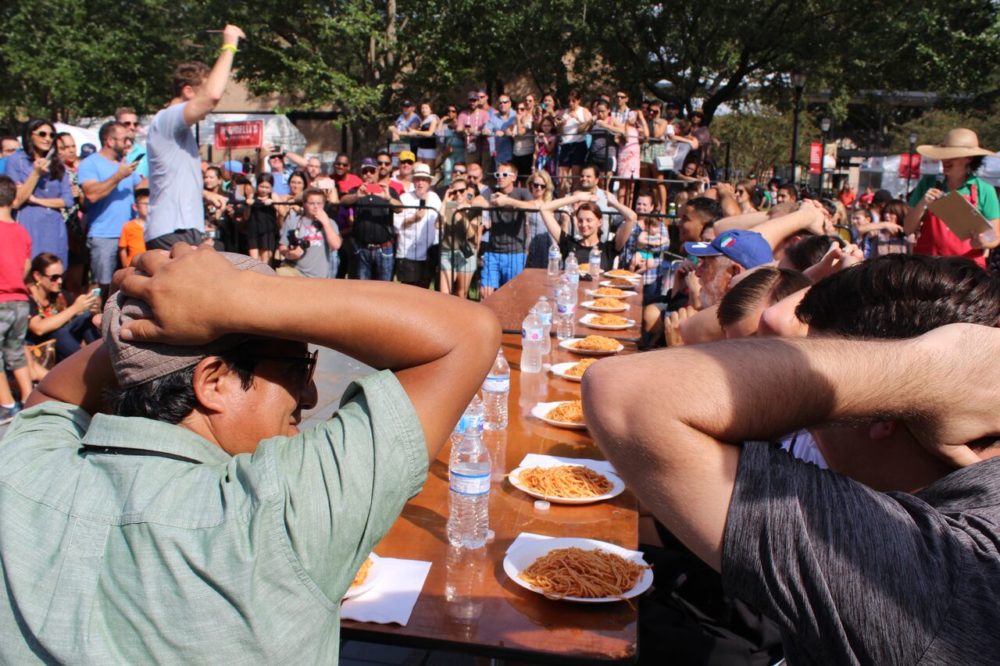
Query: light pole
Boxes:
[
  {"xmin": 906, "ymin": 131, "xmax": 918, "ymax": 197},
  {"xmin": 790, "ymin": 72, "xmax": 806, "ymax": 185},
  {"xmin": 820, "ymin": 117, "xmax": 831, "ymax": 195}
]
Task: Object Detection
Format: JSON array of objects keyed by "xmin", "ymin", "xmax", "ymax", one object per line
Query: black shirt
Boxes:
[
  {"xmin": 488, "ymin": 187, "xmax": 532, "ymax": 254},
  {"xmin": 557, "ymin": 229, "xmax": 619, "ymax": 270},
  {"xmin": 349, "ymin": 189, "xmax": 395, "ymax": 245}
]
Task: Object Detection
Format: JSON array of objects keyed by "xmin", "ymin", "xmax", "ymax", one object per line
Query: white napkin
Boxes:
[
  {"xmin": 341, "ymin": 558, "xmax": 432, "ymax": 625},
  {"xmin": 517, "ymin": 453, "xmax": 619, "ymax": 477}
]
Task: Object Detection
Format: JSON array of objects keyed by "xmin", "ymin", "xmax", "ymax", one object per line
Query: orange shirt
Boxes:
[{"xmin": 119, "ymin": 219, "xmax": 146, "ymax": 267}]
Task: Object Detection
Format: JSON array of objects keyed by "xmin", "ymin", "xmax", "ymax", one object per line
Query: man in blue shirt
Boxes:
[
  {"xmin": 486, "ymin": 94, "xmax": 517, "ymax": 168},
  {"xmin": 0, "ymin": 136, "xmax": 18, "ymax": 177},
  {"xmin": 79, "ymin": 121, "xmax": 141, "ymax": 295}
]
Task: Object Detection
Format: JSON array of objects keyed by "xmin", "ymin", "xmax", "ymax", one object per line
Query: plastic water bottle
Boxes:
[
  {"xmin": 521, "ymin": 310, "xmax": 544, "ymax": 373},
  {"xmin": 565, "ymin": 253, "xmax": 580, "ymax": 291},
  {"xmin": 482, "ymin": 348, "xmax": 510, "ymax": 430},
  {"xmin": 535, "ymin": 296, "xmax": 553, "ymax": 354},
  {"xmin": 451, "ymin": 393, "xmax": 484, "ymax": 446},
  {"xmin": 447, "ymin": 428, "xmax": 491, "ymax": 549},
  {"xmin": 546, "ymin": 243, "xmax": 561, "ymax": 282},
  {"xmin": 555, "ymin": 278, "xmax": 576, "ymax": 340},
  {"xmin": 588, "ymin": 246, "xmax": 602, "ymax": 279}
]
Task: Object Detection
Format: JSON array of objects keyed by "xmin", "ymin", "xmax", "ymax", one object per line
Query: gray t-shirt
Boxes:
[
  {"xmin": 487, "ymin": 187, "xmax": 532, "ymax": 254},
  {"xmin": 723, "ymin": 441, "xmax": 1000, "ymax": 665},
  {"xmin": 279, "ymin": 211, "xmax": 332, "ymax": 278},
  {"xmin": 146, "ymin": 102, "xmax": 203, "ymax": 240}
]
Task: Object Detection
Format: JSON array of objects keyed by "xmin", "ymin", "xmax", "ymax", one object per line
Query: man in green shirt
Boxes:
[{"xmin": 0, "ymin": 247, "xmax": 500, "ymax": 663}]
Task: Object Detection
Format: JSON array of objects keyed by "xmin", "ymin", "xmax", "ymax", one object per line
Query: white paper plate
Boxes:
[
  {"xmin": 342, "ymin": 553, "xmax": 382, "ymax": 600},
  {"xmin": 585, "ymin": 288, "xmax": 638, "ymax": 298},
  {"xmin": 581, "ymin": 299, "xmax": 629, "ymax": 313},
  {"xmin": 504, "ymin": 537, "xmax": 653, "ymax": 603},
  {"xmin": 530, "ymin": 401, "xmax": 587, "ymax": 429},
  {"xmin": 559, "ymin": 338, "xmax": 624, "ymax": 355},
  {"xmin": 579, "ymin": 313, "xmax": 635, "ymax": 330},
  {"xmin": 509, "ymin": 465, "xmax": 625, "ymax": 504},
  {"xmin": 601, "ymin": 270, "xmax": 641, "ymax": 281},
  {"xmin": 550, "ymin": 361, "xmax": 589, "ymax": 382}
]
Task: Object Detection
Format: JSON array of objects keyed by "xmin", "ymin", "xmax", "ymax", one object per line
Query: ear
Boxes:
[
  {"xmin": 191, "ymin": 356, "xmax": 242, "ymax": 415},
  {"xmin": 868, "ymin": 420, "xmax": 897, "ymax": 440}
]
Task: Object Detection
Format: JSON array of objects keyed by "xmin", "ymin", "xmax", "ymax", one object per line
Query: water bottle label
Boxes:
[
  {"xmin": 482, "ymin": 376, "xmax": 510, "ymax": 393},
  {"xmin": 556, "ymin": 303, "xmax": 575, "ymax": 316},
  {"xmin": 522, "ymin": 328, "xmax": 543, "ymax": 342},
  {"xmin": 539, "ymin": 312, "xmax": 552, "ymax": 326},
  {"xmin": 456, "ymin": 413, "xmax": 483, "ymax": 434},
  {"xmin": 450, "ymin": 470, "xmax": 491, "ymax": 495}
]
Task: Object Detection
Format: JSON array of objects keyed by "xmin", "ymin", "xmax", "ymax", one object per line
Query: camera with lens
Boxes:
[{"xmin": 287, "ymin": 229, "xmax": 310, "ymax": 251}]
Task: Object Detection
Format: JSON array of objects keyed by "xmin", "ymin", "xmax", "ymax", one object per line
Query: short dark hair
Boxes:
[
  {"xmin": 778, "ymin": 184, "xmax": 798, "ymax": 201},
  {"xmin": 581, "ymin": 163, "xmax": 600, "ymax": 177},
  {"xmin": 303, "ymin": 187, "xmax": 326, "ymax": 201},
  {"xmin": 108, "ymin": 348, "xmax": 257, "ymax": 424},
  {"xmin": 172, "ymin": 61, "xmax": 210, "ymax": 97},
  {"xmin": 134, "ymin": 188, "xmax": 150, "ymax": 201},
  {"xmin": 718, "ymin": 267, "xmax": 812, "ymax": 328},
  {"xmin": 115, "ymin": 107, "xmax": 137, "ymax": 121},
  {"xmin": 785, "ymin": 235, "xmax": 846, "ymax": 272},
  {"xmin": 686, "ymin": 197, "xmax": 724, "ymax": 223},
  {"xmin": 883, "ymin": 199, "xmax": 908, "ymax": 223},
  {"xmin": 796, "ymin": 254, "xmax": 1000, "ymax": 338},
  {"xmin": 98, "ymin": 121, "xmax": 124, "ymax": 147},
  {"xmin": 0, "ymin": 175, "xmax": 16, "ymax": 207}
]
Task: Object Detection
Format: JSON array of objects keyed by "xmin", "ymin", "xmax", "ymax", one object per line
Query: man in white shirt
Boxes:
[{"xmin": 394, "ymin": 163, "xmax": 440, "ymax": 288}]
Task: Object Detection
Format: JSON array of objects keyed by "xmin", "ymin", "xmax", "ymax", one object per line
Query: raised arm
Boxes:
[
  {"xmin": 183, "ymin": 25, "xmax": 245, "ymax": 125},
  {"xmin": 582, "ymin": 325, "xmax": 999, "ymax": 571},
  {"xmin": 610, "ymin": 197, "xmax": 639, "ymax": 251},
  {"xmin": 119, "ymin": 246, "xmax": 501, "ymax": 461}
]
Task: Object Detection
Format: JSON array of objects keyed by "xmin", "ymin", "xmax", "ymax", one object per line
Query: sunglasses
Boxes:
[
  {"xmin": 616, "ymin": 94, "xmax": 628, "ymax": 98},
  {"xmin": 121, "ymin": 121, "xmax": 138, "ymax": 127},
  {"xmin": 530, "ymin": 182, "xmax": 546, "ymax": 189},
  {"xmin": 399, "ymin": 159, "xmax": 414, "ymax": 165},
  {"xmin": 254, "ymin": 350, "xmax": 319, "ymax": 388},
  {"xmin": 499, "ymin": 99, "xmax": 511, "ymax": 104},
  {"xmin": 377, "ymin": 160, "xmax": 392, "ymax": 166},
  {"xmin": 44, "ymin": 273, "xmax": 64, "ymax": 281},
  {"xmin": 361, "ymin": 167, "xmax": 377, "ymax": 174},
  {"xmin": 335, "ymin": 162, "xmax": 349, "ymax": 167},
  {"xmin": 33, "ymin": 131, "xmax": 55, "ymax": 138},
  {"xmin": 517, "ymin": 107, "xmax": 526, "ymax": 111},
  {"xmin": 495, "ymin": 171, "xmax": 515, "ymax": 179}
]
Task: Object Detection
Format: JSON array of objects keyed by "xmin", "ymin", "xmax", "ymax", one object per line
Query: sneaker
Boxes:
[{"xmin": 0, "ymin": 402, "xmax": 22, "ymax": 425}]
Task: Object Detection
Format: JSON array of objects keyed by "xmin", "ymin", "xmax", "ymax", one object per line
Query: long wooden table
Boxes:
[
  {"xmin": 341, "ymin": 270, "xmax": 640, "ymax": 664},
  {"xmin": 483, "ymin": 268, "xmax": 643, "ymax": 343}
]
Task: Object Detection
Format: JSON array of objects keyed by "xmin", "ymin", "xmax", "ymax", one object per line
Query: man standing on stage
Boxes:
[{"xmin": 144, "ymin": 24, "xmax": 245, "ymax": 251}]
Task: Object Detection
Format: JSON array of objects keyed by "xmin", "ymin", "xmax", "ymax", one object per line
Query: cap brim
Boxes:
[
  {"xmin": 917, "ymin": 145, "xmax": 994, "ymax": 160},
  {"xmin": 684, "ymin": 241, "xmax": 722, "ymax": 257}
]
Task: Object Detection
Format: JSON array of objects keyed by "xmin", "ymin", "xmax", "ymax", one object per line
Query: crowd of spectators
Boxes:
[{"xmin": 3, "ymin": 21, "xmax": 1000, "ymax": 661}]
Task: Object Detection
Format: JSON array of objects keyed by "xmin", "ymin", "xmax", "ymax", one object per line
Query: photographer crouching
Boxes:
[{"xmin": 276, "ymin": 188, "xmax": 342, "ymax": 278}]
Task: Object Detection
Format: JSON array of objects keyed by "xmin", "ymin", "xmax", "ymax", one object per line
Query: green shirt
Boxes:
[
  {"xmin": 909, "ymin": 174, "xmax": 1000, "ymax": 221},
  {"xmin": 0, "ymin": 370, "xmax": 427, "ymax": 664}
]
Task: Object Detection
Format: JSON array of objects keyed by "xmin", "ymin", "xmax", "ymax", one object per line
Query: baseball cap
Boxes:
[
  {"xmin": 684, "ymin": 230, "xmax": 773, "ymax": 269},
  {"xmin": 401, "ymin": 99, "xmax": 414, "ymax": 107},
  {"xmin": 360, "ymin": 157, "xmax": 377, "ymax": 171},
  {"xmin": 103, "ymin": 252, "xmax": 276, "ymax": 388},
  {"xmin": 223, "ymin": 159, "xmax": 243, "ymax": 174},
  {"xmin": 412, "ymin": 163, "xmax": 432, "ymax": 179},
  {"xmin": 80, "ymin": 143, "xmax": 97, "ymax": 158},
  {"xmin": 399, "ymin": 150, "xmax": 416, "ymax": 162}
]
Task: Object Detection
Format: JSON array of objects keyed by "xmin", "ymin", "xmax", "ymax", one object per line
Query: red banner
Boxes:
[
  {"xmin": 809, "ymin": 142, "xmax": 822, "ymax": 175},
  {"xmin": 214, "ymin": 120, "xmax": 264, "ymax": 150},
  {"xmin": 898, "ymin": 153, "xmax": 922, "ymax": 180}
]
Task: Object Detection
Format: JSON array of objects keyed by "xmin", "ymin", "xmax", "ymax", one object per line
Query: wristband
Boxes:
[{"xmin": 220, "ymin": 44, "xmax": 238, "ymax": 54}]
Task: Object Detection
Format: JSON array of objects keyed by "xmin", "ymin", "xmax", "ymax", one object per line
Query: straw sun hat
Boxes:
[{"xmin": 916, "ymin": 128, "xmax": 994, "ymax": 160}]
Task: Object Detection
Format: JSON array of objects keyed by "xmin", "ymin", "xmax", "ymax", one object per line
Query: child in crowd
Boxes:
[
  {"xmin": 118, "ymin": 188, "xmax": 149, "ymax": 268},
  {"xmin": 0, "ymin": 175, "xmax": 34, "ymax": 421}
]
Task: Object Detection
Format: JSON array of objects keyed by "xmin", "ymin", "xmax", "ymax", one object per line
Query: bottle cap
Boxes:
[{"xmin": 534, "ymin": 500, "xmax": 551, "ymax": 511}]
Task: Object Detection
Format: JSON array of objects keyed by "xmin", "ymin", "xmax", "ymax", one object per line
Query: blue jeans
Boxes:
[
  {"xmin": 355, "ymin": 245, "xmax": 395, "ymax": 281},
  {"xmin": 481, "ymin": 251, "xmax": 526, "ymax": 289},
  {"xmin": 327, "ymin": 249, "xmax": 340, "ymax": 279}
]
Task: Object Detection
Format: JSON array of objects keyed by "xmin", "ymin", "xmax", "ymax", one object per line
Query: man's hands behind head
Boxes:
[{"xmin": 115, "ymin": 245, "xmax": 250, "ymax": 344}]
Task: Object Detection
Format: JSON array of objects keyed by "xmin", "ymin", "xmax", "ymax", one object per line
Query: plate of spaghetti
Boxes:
[
  {"xmin": 602, "ymin": 269, "xmax": 641, "ymax": 280},
  {"xmin": 559, "ymin": 336, "xmax": 624, "ymax": 355},
  {"xmin": 550, "ymin": 358, "xmax": 598, "ymax": 382},
  {"xmin": 504, "ymin": 538, "xmax": 653, "ymax": 602},
  {"xmin": 509, "ymin": 464, "xmax": 624, "ymax": 504},
  {"xmin": 342, "ymin": 553, "xmax": 381, "ymax": 600},
  {"xmin": 531, "ymin": 401, "xmax": 587, "ymax": 429},
  {"xmin": 601, "ymin": 279, "xmax": 639, "ymax": 289},
  {"xmin": 581, "ymin": 298, "xmax": 628, "ymax": 313},
  {"xmin": 579, "ymin": 313, "xmax": 634, "ymax": 330},
  {"xmin": 585, "ymin": 287, "xmax": 638, "ymax": 298}
]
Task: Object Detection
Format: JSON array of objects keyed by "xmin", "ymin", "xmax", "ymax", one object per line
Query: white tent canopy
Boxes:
[
  {"xmin": 53, "ymin": 123, "xmax": 100, "ymax": 153},
  {"xmin": 858, "ymin": 153, "xmax": 1000, "ymax": 197}
]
